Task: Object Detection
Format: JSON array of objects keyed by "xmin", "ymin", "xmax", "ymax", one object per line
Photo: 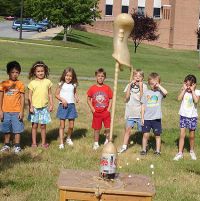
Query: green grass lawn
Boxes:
[{"xmin": 1, "ymin": 30, "xmax": 200, "ymax": 201}]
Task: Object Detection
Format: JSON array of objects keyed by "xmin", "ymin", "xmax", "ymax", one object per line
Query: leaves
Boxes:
[
  {"xmin": 24, "ymin": 0, "xmax": 101, "ymax": 41},
  {"xmin": 130, "ymin": 11, "xmax": 159, "ymax": 53}
]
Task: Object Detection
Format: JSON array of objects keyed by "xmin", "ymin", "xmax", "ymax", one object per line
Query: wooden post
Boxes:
[
  {"xmin": 109, "ymin": 62, "xmax": 120, "ymax": 141},
  {"xmin": 60, "ymin": 190, "xmax": 67, "ymax": 201}
]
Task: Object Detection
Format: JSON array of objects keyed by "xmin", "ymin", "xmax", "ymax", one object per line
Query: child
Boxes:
[
  {"xmin": 55, "ymin": 67, "xmax": 79, "ymax": 149},
  {"xmin": 87, "ymin": 68, "xmax": 113, "ymax": 150},
  {"xmin": 28, "ymin": 61, "xmax": 53, "ymax": 148},
  {"xmin": 0, "ymin": 61, "xmax": 25, "ymax": 153},
  {"xmin": 140, "ymin": 72, "xmax": 167, "ymax": 156},
  {"xmin": 173, "ymin": 75, "xmax": 199, "ymax": 161},
  {"xmin": 118, "ymin": 69, "xmax": 147, "ymax": 153}
]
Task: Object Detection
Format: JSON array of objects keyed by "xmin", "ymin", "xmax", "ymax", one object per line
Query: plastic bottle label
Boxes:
[{"xmin": 100, "ymin": 153, "xmax": 117, "ymax": 174}]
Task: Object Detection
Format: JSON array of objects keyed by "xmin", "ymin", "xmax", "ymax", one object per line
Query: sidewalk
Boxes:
[{"xmin": 31, "ymin": 26, "xmax": 64, "ymax": 40}]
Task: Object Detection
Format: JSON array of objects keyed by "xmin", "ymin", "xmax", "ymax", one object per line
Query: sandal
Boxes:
[
  {"xmin": 31, "ymin": 144, "xmax": 37, "ymax": 148},
  {"xmin": 41, "ymin": 143, "xmax": 49, "ymax": 148}
]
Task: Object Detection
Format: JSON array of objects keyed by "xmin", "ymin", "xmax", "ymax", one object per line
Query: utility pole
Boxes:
[{"xmin": 19, "ymin": 0, "xmax": 24, "ymax": 40}]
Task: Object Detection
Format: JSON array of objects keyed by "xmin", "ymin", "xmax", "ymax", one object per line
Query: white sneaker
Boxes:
[
  {"xmin": 0, "ymin": 145, "xmax": 11, "ymax": 152},
  {"xmin": 66, "ymin": 138, "xmax": 73, "ymax": 146},
  {"xmin": 173, "ymin": 153, "xmax": 183, "ymax": 161},
  {"xmin": 190, "ymin": 151, "xmax": 197, "ymax": 160},
  {"xmin": 118, "ymin": 146, "xmax": 127, "ymax": 154},
  {"xmin": 13, "ymin": 146, "xmax": 21, "ymax": 154},
  {"xmin": 93, "ymin": 143, "xmax": 99, "ymax": 150},
  {"xmin": 104, "ymin": 139, "xmax": 109, "ymax": 145},
  {"xmin": 59, "ymin": 144, "xmax": 64, "ymax": 149}
]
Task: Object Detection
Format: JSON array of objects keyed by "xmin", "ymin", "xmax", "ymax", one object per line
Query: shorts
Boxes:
[
  {"xmin": 56, "ymin": 103, "xmax": 78, "ymax": 120},
  {"xmin": 28, "ymin": 107, "xmax": 51, "ymax": 124},
  {"xmin": 0, "ymin": 112, "xmax": 24, "ymax": 134},
  {"xmin": 180, "ymin": 115, "xmax": 197, "ymax": 130},
  {"xmin": 92, "ymin": 110, "xmax": 111, "ymax": 130},
  {"xmin": 142, "ymin": 119, "xmax": 162, "ymax": 136},
  {"xmin": 126, "ymin": 118, "xmax": 142, "ymax": 132}
]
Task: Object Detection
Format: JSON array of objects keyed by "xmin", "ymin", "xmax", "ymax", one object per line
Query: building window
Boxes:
[
  {"xmin": 137, "ymin": 0, "xmax": 146, "ymax": 16},
  {"xmin": 153, "ymin": 8, "xmax": 161, "ymax": 18},
  {"xmin": 105, "ymin": 0, "xmax": 113, "ymax": 16},
  {"xmin": 121, "ymin": 0, "xmax": 129, "ymax": 13},
  {"xmin": 137, "ymin": 7, "xmax": 145, "ymax": 16},
  {"xmin": 153, "ymin": 0, "xmax": 161, "ymax": 18},
  {"xmin": 122, "ymin": 6, "xmax": 129, "ymax": 13}
]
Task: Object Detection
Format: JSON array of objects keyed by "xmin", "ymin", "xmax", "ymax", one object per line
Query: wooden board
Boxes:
[{"xmin": 57, "ymin": 169, "xmax": 155, "ymax": 197}]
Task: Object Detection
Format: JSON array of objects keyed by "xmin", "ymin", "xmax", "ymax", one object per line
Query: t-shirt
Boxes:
[
  {"xmin": 59, "ymin": 83, "xmax": 76, "ymax": 104},
  {"xmin": 87, "ymin": 84, "xmax": 113, "ymax": 113},
  {"xmin": 28, "ymin": 78, "xmax": 53, "ymax": 108},
  {"xmin": 124, "ymin": 83, "xmax": 148, "ymax": 119},
  {"xmin": 179, "ymin": 90, "xmax": 200, "ymax": 118},
  {"xmin": 0, "ymin": 79, "xmax": 25, "ymax": 112},
  {"xmin": 141, "ymin": 89, "xmax": 164, "ymax": 120}
]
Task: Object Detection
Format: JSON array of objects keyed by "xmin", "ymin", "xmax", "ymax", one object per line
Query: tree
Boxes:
[
  {"xmin": 24, "ymin": 0, "xmax": 101, "ymax": 41},
  {"xmin": 130, "ymin": 11, "xmax": 159, "ymax": 53},
  {"xmin": 0, "ymin": 0, "xmax": 21, "ymax": 16}
]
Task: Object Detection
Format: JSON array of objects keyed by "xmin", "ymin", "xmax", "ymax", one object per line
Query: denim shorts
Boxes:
[
  {"xmin": 0, "ymin": 112, "xmax": 24, "ymax": 134},
  {"xmin": 56, "ymin": 103, "xmax": 78, "ymax": 120},
  {"xmin": 142, "ymin": 119, "xmax": 162, "ymax": 136},
  {"xmin": 126, "ymin": 118, "xmax": 142, "ymax": 132},
  {"xmin": 28, "ymin": 107, "xmax": 51, "ymax": 124},
  {"xmin": 180, "ymin": 115, "xmax": 197, "ymax": 130}
]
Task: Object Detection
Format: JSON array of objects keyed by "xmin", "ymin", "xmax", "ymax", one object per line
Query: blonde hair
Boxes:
[
  {"xmin": 148, "ymin": 72, "xmax": 160, "ymax": 84},
  {"xmin": 133, "ymin": 69, "xmax": 144, "ymax": 78}
]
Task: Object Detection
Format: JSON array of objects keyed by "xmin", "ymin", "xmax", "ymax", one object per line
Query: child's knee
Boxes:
[
  {"xmin": 40, "ymin": 124, "xmax": 46, "ymax": 129},
  {"xmin": 32, "ymin": 123, "xmax": 38, "ymax": 129},
  {"xmin": 60, "ymin": 125, "xmax": 65, "ymax": 129}
]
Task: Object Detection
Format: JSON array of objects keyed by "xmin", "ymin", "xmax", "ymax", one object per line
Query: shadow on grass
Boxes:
[
  {"xmin": 53, "ymin": 33, "xmax": 96, "ymax": 47},
  {"xmin": 99, "ymin": 133, "xmax": 117, "ymax": 145},
  {"xmin": 175, "ymin": 136, "xmax": 190, "ymax": 152},
  {"xmin": 73, "ymin": 128, "xmax": 87, "ymax": 140},
  {"xmin": 0, "ymin": 151, "xmax": 42, "ymax": 174},
  {"xmin": 129, "ymin": 132, "xmax": 165, "ymax": 151},
  {"xmin": 130, "ymin": 131, "xmax": 143, "ymax": 146}
]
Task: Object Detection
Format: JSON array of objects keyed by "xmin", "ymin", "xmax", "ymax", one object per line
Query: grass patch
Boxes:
[
  {"xmin": 0, "ymin": 31, "xmax": 200, "ymax": 201},
  {"xmin": 0, "ymin": 29, "xmax": 199, "ymax": 82}
]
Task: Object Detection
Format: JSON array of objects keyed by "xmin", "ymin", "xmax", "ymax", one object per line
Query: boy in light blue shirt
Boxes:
[{"xmin": 140, "ymin": 72, "xmax": 167, "ymax": 156}]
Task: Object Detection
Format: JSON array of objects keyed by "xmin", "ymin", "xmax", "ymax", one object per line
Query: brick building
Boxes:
[{"xmin": 82, "ymin": 0, "xmax": 200, "ymax": 50}]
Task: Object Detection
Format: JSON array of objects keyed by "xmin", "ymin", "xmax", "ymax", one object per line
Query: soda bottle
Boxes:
[{"xmin": 100, "ymin": 142, "xmax": 117, "ymax": 180}]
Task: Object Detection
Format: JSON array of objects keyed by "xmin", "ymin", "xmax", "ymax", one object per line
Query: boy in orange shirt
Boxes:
[{"xmin": 0, "ymin": 61, "xmax": 25, "ymax": 153}]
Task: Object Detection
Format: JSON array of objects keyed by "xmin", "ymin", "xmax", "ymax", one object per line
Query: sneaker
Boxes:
[
  {"xmin": 13, "ymin": 146, "xmax": 21, "ymax": 154},
  {"xmin": 140, "ymin": 150, "xmax": 147, "ymax": 156},
  {"xmin": 118, "ymin": 146, "xmax": 127, "ymax": 154},
  {"xmin": 154, "ymin": 151, "xmax": 161, "ymax": 156},
  {"xmin": 66, "ymin": 138, "xmax": 73, "ymax": 146},
  {"xmin": 104, "ymin": 139, "xmax": 109, "ymax": 145},
  {"xmin": 59, "ymin": 144, "xmax": 64, "ymax": 149},
  {"xmin": 190, "ymin": 151, "xmax": 197, "ymax": 160},
  {"xmin": 93, "ymin": 143, "xmax": 99, "ymax": 150},
  {"xmin": 0, "ymin": 145, "xmax": 11, "ymax": 152},
  {"xmin": 173, "ymin": 153, "xmax": 183, "ymax": 161}
]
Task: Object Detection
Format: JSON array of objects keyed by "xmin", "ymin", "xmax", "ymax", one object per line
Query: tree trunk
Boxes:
[
  {"xmin": 134, "ymin": 41, "xmax": 137, "ymax": 53},
  {"xmin": 63, "ymin": 25, "xmax": 68, "ymax": 42}
]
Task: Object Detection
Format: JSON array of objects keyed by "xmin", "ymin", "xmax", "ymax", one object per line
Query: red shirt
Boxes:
[{"xmin": 87, "ymin": 84, "xmax": 113, "ymax": 113}]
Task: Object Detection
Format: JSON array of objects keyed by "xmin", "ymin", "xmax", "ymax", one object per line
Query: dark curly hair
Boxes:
[
  {"xmin": 7, "ymin": 61, "xmax": 21, "ymax": 74},
  {"xmin": 28, "ymin": 61, "xmax": 50, "ymax": 79},
  {"xmin": 59, "ymin": 67, "xmax": 78, "ymax": 86},
  {"xmin": 184, "ymin": 74, "xmax": 197, "ymax": 84}
]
